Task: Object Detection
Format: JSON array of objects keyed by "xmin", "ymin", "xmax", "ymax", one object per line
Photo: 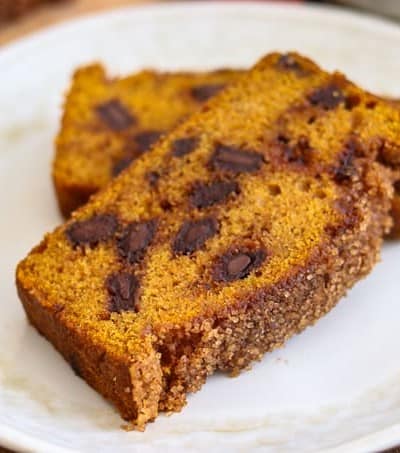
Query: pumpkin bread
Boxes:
[{"xmin": 17, "ymin": 52, "xmax": 400, "ymax": 429}]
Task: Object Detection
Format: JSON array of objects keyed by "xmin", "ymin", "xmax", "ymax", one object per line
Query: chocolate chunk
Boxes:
[
  {"xmin": 112, "ymin": 155, "xmax": 134, "ymax": 177},
  {"xmin": 213, "ymin": 249, "xmax": 266, "ymax": 282},
  {"xmin": 66, "ymin": 214, "xmax": 118, "ymax": 247},
  {"xmin": 276, "ymin": 54, "xmax": 303, "ymax": 72},
  {"xmin": 106, "ymin": 272, "xmax": 139, "ymax": 313},
  {"xmin": 147, "ymin": 171, "xmax": 160, "ymax": 187},
  {"xmin": 96, "ymin": 99, "xmax": 135, "ymax": 131},
  {"xmin": 160, "ymin": 199, "xmax": 173, "ymax": 211},
  {"xmin": 112, "ymin": 130, "xmax": 163, "ymax": 177},
  {"xmin": 191, "ymin": 83, "xmax": 226, "ymax": 102},
  {"xmin": 131, "ymin": 130, "xmax": 163, "ymax": 154},
  {"xmin": 345, "ymin": 94, "xmax": 361, "ymax": 110},
  {"xmin": 190, "ymin": 180, "xmax": 239, "ymax": 209},
  {"xmin": 118, "ymin": 220, "xmax": 157, "ymax": 264},
  {"xmin": 171, "ymin": 137, "xmax": 199, "ymax": 157},
  {"xmin": 173, "ymin": 217, "xmax": 218, "ymax": 255},
  {"xmin": 308, "ymin": 85, "xmax": 345, "ymax": 110},
  {"xmin": 210, "ymin": 144, "xmax": 263, "ymax": 173},
  {"xmin": 228, "ymin": 254, "xmax": 251, "ymax": 276}
]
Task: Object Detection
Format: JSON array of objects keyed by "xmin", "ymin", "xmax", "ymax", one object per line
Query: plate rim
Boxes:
[
  {"xmin": 1, "ymin": 1, "xmax": 400, "ymax": 451},
  {"xmin": 2, "ymin": 0, "xmax": 400, "ymax": 62}
]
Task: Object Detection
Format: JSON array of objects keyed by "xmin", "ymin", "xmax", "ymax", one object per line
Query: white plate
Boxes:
[{"xmin": 1, "ymin": 2, "xmax": 400, "ymax": 452}]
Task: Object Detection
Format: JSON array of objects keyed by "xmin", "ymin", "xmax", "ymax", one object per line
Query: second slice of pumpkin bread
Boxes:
[{"xmin": 17, "ymin": 52, "xmax": 400, "ymax": 429}]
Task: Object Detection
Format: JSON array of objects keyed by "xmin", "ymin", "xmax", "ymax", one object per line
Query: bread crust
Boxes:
[{"xmin": 17, "ymin": 276, "xmax": 140, "ymax": 420}]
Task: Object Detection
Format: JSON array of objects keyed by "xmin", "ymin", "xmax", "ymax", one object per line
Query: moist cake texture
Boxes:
[
  {"xmin": 54, "ymin": 65, "xmax": 242, "ymax": 216},
  {"xmin": 17, "ymin": 52, "xmax": 400, "ymax": 429}
]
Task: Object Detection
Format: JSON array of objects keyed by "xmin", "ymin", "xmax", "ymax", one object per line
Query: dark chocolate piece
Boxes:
[
  {"xmin": 173, "ymin": 217, "xmax": 218, "ymax": 255},
  {"xmin": 190, "ymin": 180, "xmax": 239, "ymax": 208},
  {"xmin": 106, "ymin": 272, "xmax": 139, "ymax": 313},
  {"xmin": 308, "ymin": 85, "xmax": 345, "ymax": 110},
  {"xmin": 171, "ymin": 137, "xmax": 199, "ymax": 157},
  {"xmin": 213, "ymin": 248, "xmax": 266, "ymax": 282},
  {"xmin": 96, "ymin": 99, "xmax": 135, "ymax": 131},
  {"xmin": 191, "ymin": 83, "xmax": 226, "ymax": 102},
  {"xmin": 210, "ymin": 144, "xmax": 263, "ymax": 173},
  {"xmin": 131, "ymin": 130, "xmax": 163, "ymax": 153},
  {"xmin": 66, "ymin": 214, "xmax": 118, "ymax": 247},
  {"xmin": 118, "ymin": 220, "xmax": 157, "ymax": 264}
]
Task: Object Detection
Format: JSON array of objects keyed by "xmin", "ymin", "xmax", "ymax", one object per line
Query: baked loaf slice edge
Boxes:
[{"xmin": 17, "ymin": 52, "xmax": 399, "ymax": 429}]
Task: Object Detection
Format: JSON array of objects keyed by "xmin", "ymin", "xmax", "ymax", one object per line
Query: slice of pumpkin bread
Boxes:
[
  {"xmin": 17, "ymin": 52, "xmax": 400, "ymax": 429},
  {"xmin": 53, "ymin": 65, "xmax": 242, "ymax": 217}
]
